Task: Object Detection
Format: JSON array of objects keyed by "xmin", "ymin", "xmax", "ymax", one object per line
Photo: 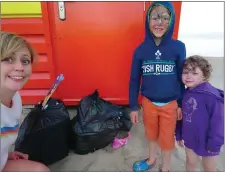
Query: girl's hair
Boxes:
[
  {"xmin": 183, "ymin": 55, "xmax": 213, "ymax": 81},
  {"xmin": 0, "ymin": 31, "xmax": 37, "ymax": 63}
]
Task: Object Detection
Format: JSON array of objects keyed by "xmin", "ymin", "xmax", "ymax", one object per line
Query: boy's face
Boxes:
[
  {"xmin": 182, "ymin": 66, "xmax": 205, "ymax": 88},
  {"xmin": 149, "ymin": 6, "xmax": 170, "ymax": 38},
  {"xmin": 1, "ymin": 47, "xmax": 32, "ymax": 93}
]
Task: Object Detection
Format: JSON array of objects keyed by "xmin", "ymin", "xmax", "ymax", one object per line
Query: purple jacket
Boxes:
[{"xmin": 175, "ymin": 82, "xmax": 224, "ymax": 156}]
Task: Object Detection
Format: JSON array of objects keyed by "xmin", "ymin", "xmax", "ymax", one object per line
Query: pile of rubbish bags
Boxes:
[
  {"xmin": 70, "ymin": 90, "xmax": 132, "ymax": 154},
  {"xmin": 15, "ymin": 90, "xmax": 132, "ymax": 165}
]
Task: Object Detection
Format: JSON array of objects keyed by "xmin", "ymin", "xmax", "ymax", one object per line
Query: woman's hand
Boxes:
[{"xmin": 8, "ymin": 151, "xmax": 29, "ymax": 160}]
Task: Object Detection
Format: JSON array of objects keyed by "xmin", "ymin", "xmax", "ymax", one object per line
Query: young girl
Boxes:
[
  {"xmin": 176, "ymin": 55, "xmax": 224, "ymax": 172},
  {"xmin": 0, "ymin": 31, "xmax": 50, "ymax": 172}
]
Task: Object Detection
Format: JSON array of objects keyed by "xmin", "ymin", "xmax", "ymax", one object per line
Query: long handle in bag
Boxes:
[{"xmin": 42, "ymin": 74, "xmax": 64, "ymax": 110}]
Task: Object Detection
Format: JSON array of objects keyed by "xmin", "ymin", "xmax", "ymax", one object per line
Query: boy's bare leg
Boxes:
[
  {"xmin": 148, "ymin": 141, "xmax": 158, "ymax": 164},
  {"xmin": 202, "ymin": 156, "xmax": 218, "ymax": 172},
  {"xmin": 161, "ymin": 150, "xmax": 172, "ymax": 171},
  {"xmin": 185, "ymin": 147, "xmax": 200, "ymax": 172}
]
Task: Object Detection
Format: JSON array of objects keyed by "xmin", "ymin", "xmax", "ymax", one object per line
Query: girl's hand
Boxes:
[
  {"xmin": 8, "ymin": 151, "xmax": 29, "ymax": 160},
  {"xmin": 177, "ymin": 108, "xmax": 182, "ymax": 120},
  {"xmin": 177, "ymin": 140, "xmax": 184, "ymax": 148}
]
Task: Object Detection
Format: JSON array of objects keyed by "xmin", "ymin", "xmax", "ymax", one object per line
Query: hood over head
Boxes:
[
  {"xmin": 145, "ymin": 1, "xmax": 175, "ymax": 45},
  {"xmin": 189, "ymin": 82, "xmax": 224, "ymax": 103}
]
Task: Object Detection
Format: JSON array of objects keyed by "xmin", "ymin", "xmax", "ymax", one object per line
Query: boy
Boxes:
[{"xmin": 129, "ymin": 2, "xmax": 186, "ymax": 172}]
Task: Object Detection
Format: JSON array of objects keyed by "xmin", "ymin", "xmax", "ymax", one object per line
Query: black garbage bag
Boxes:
[
  {"xmin": 15, "ymin": 98, "xmax": 71, "ymax": 165},
  {"xmin": 70, "ymin": 90, "xmax": 132, "ymax": 155}
]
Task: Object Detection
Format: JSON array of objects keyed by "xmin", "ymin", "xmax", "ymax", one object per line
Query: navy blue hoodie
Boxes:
[{"xmin": 129, "ymin": 1, "xmax": 186, "ymax": 111}]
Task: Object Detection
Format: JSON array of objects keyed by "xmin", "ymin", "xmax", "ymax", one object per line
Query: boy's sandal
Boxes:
[{"xmin": 133, "ymin": 158, "xmax": 157, "ymax": 172}]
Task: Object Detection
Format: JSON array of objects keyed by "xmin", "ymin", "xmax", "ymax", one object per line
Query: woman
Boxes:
[{"xmin": 0, "ymin": 31, "xmax": 50, "ymax": 172}]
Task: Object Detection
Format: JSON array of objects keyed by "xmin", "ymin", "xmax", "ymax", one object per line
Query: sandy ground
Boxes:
[{"xmin": 20, "ymin": 57, "xmax": 224, "ymax": 171}]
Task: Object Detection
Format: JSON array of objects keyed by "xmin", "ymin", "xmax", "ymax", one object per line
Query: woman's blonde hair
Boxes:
[{"xmin": 0, "ymin": 31, "xmax": 37, "ymax": 63}]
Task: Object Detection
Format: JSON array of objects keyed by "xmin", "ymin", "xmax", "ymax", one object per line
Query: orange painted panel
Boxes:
[
  {"xmin": 171, "ymin": 2, "xmax": 182, "ymax": 39},
  {"xmin": 23, "ymin": 78, "xmax": 52, "ymax": 89},
  {"xmin": 1, "ymin": 18, "xmax": 44, "ymax": 34},
  {"xmin": 32, "ymin": 62, "xmax": 51, "ymax": 72},
  {"xmin": 30, "ymin": 42, "xmax": 48, "ymax": 54},
  {"xmin": 47, "ymin": 2, "xmax": 145, "ymax": 105}
]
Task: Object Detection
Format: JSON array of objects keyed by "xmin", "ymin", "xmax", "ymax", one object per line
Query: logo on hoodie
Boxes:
[
  {"xmin": 155, "ymin": 50, "xmax": 161, "ymax": 59},
  {"xmin": 183, "ymin": 97, "xmax": 198, "ymax": 123}
]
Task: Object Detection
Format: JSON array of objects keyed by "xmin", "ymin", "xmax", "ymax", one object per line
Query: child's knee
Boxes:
[
  {"xmin": 186, "ymin": 155, "xmax": 198, "ymax": 167},
  {"xmin": 185, "ymin": 148, "xmax": 199, "ymax": 167},
  {"xmin": 202, "ymin": 156, "xmax": 217, "ymax": 171}
]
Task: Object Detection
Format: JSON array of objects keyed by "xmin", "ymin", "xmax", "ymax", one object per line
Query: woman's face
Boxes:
[{"xmin": 1, "ymin": 47, "xmax": 32, "ymax": 93}]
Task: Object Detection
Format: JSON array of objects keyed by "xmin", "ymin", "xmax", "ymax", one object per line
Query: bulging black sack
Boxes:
[
  {"xmin": 15, "ymin": 98, "xmax": 71, "ymax": 165},
  {"xmin": 70, "ymin": 90, "xmax": 132, "ymax": 154}
]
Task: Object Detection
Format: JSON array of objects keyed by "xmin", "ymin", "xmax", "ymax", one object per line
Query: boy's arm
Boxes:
[
  {"xmin": 129, "ymin": 50, "xmax": 141, "ymax": 111},
  {"xmin": 177, "ymin": 43, "xmax": 186, "ymax": 108},
  {"xmin": 207, "ymin": 97, "xmax": 224, "ymax": 153}
]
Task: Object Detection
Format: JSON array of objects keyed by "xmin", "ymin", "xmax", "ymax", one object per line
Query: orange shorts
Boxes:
[{"xmin": 142, "ymin": 96, "xmax": 178, "ymax": 151}]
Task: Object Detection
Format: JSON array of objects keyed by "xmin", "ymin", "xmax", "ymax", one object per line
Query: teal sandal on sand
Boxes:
[{"xmin": 132, "ymin": 158, "xmax": 156, "ymax": 172}]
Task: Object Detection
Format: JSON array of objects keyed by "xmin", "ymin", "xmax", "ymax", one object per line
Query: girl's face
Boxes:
[
  {"xmin": 1, "ymin": 47, "xmax": 32, "ymax": 93},
  {"xmin": 182, "ymin": 65, "xmax": 205, "ymax": 88}
]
